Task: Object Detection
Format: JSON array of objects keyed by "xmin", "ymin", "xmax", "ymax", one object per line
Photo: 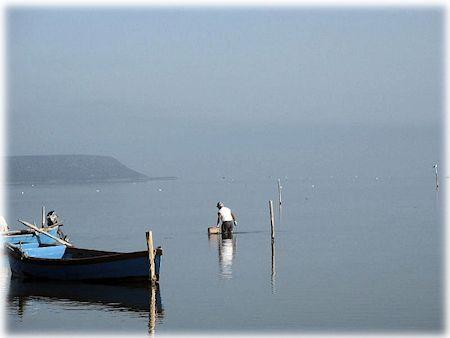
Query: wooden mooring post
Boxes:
[
  {"xmin": 146, "ymin": 231, "xmax": 156, "ymax": 285},
  {"xmin": 269, "ymin": 200, "xmax": 275, "ymax": 240}
]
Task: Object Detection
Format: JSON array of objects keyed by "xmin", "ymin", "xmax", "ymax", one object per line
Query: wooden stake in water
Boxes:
[
  {"xmin": 41, "ymin": 206, "xmax": 45, "ymax": 228},
  {"xmin": 433, "ymin": 164, "xmax": 439, "ymax": 191},
  {"xmin": 269, "ymin": 200, "xmax": 275, "ymax": 240},
  {"xmin": 146, "ymin": 231, "xmax": 156, "ymax": 285},
  {"xmin": 277, "ymin": 179, "xmax": 282, "ymax": 216}
]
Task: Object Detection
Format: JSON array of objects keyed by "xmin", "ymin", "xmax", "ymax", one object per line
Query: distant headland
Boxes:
[{"xmin": 5, "ymin": 155, "xmax": 176, "ymax": 185}]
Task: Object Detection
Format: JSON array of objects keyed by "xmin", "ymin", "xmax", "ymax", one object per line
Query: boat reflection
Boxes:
[
  {"xmin": 209, "ymin": 233, "xmax": 237, "ymax": 279},
  {"xmin": 8, "ymin": 278, "xmax": 164, "ymax": 333}
]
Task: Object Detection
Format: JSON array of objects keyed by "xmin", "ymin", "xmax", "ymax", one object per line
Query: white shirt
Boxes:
[{"xmin": 218, "ymin": 207, "xmax": 233, "ymax": 222}]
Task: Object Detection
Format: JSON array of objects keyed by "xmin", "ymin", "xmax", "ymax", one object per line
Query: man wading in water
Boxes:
[{"xmin": 216, "ymin": 202, "xmax": 237, "ymax": 238}]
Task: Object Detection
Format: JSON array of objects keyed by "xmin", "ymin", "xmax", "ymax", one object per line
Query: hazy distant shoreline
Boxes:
[{"xmin": 5, "ymin": 155, "xmax": 176, "ymax": 185}]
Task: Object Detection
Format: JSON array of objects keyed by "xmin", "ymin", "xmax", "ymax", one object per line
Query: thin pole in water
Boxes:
[
  {"xmin": 146, "ymin": 231, "xmax": 156, "ymax": 285},
  {"xmin": 433, "ymin": 164, "xmax": 439, "ymax": 191},
  {"xmin": 41, "ymin": 206, "xmax": 45, "ymax": 228},
  {"xmin": 277, "ymin": 179, "xmax": 282, "ymax": 217},
  {"xmin": 269, "ymin": 199, "xmax": 276, "ymax": 292},
  {"xmin": 269, "ymin": 200, "xmax": 275, "ymax": 240}
]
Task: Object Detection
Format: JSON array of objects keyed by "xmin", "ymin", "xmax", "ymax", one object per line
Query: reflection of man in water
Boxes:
[
  {"xmin": 218, "ymin": 237, "xmax": 236, "ymax": 280},
  {"xmin": 216, "ymin": 202, "xmax": 237, "ymax": 239}
]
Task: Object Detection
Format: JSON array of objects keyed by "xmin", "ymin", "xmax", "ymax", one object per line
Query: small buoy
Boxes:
[
  {"xmin": 31, "ymin": 184, "xmax": 34, "ymax": 187},
  {"xmin": 311, "ymin": 184, "xmax": 315, "ymax": 188},
  {"xmin": 158, "ymin": 188, "xmax": 162, "ymax": 192},
  {"xmin": 96, "ymin": 189, "xmax": 100, "ymax": 192},
  {"xmin": 21, "ymin": 191, "xmax": 24, "ymax": 195},
  {"xmin": 375, "ymin": 177, "xmax": 379, "ymax": 181}
]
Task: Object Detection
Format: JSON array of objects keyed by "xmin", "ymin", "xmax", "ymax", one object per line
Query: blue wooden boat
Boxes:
[
  {"xmin": 5, "ymin": 243, "xmax": 162, "ymax": 282},
  {"xmin": 3, "ymin": 224, "xmax": 61, "ymax": 245}
]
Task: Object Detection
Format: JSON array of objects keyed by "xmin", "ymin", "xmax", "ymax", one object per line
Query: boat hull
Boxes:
[{"xmin": 6, "ymin": 246, "xmax": 162, "ymax": 282}]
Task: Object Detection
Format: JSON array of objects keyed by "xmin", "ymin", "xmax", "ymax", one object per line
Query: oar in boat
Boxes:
[{"xmin": 18, "ymin": 219, "xmax": 73, "ymax": 247}]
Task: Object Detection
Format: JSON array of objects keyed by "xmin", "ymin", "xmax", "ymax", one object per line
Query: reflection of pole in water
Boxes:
[
  {"xmin": 17, "ymin": 295, "xmax": 27, "ymax": 319},
  {"xmin": 218, "ymin": 236, "xmax": 236, "ymax": 280},
  {"xmin": 271, "ymin": 240, "xmax": 276, "ymax": 294},
  {"xmin": 148, "ymin": 285, "xmax": 156, "ymax": 335},
  {"xmin": 148, "ymin": 285, "xmax": 164, "ymax": 335}
]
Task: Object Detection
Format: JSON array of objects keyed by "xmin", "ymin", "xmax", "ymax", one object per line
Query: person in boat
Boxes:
[
  {"xmin": 46, "ymin": 211, "xmax": 60, "ymax": 226},
  {"xmin": 216, "ymin": 202, "xmax": 237, "ymax": 238},
  {"xmin": 46, "ymin": 210, "xmax": 69, "ymax": 242}
]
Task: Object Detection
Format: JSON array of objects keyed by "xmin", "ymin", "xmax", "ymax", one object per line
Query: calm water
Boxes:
[{"xmin": 2, "ymin": 173, "xmax": 442, "ymax": 334}]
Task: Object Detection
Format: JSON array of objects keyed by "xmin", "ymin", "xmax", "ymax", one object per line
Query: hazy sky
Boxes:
[{"xmin": 6, "ymin": 7, "xmax": 443, "ymax": 179}]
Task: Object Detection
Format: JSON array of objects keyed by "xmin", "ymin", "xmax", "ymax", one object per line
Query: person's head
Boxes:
[{"xmin": 216, "ymin": 201, "xmax": 224, "ymax": 209}]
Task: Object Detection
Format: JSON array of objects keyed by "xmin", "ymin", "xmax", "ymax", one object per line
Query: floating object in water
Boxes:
[{"xmin": 208, "ymin": 226, "xmax": 221, "ymax": 235}]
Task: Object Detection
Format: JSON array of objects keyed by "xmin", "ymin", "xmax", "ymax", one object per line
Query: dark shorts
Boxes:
[{"xmin": 221, "ymin": 221, "xmax": 234, "ymax": 234}]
